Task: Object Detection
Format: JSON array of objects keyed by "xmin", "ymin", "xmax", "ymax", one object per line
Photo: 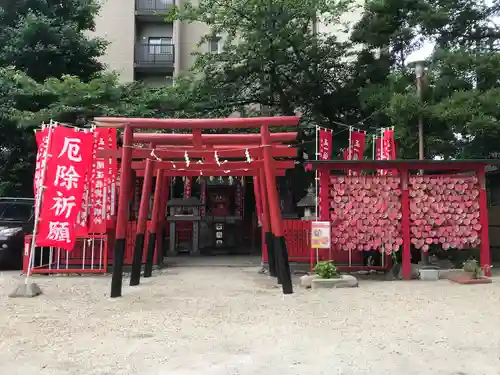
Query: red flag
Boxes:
[
  {"xmin": 89, "ymin": 128, "xmax": 110, "ymax": 233},
  {"xmin": 383, "ymin": 129, "xmax": 398, "ymax": 175},
  {"xmin": 318, "ymin": 129, "xmax": 332, "ymax": 220},
  {"xmin": 343, "ymin": 131, "xmax": 366, "ymax": 161},
  {"xmin": 37, "ymin": 127, "xmax": 94, "ymax": 250},
  {"xmin": 343, "ymin": 131, "xmax": 366, "ymax": 175},
  {"xmin": 375, "ymin": 130, "xmax": 397, "ymax": 175},
  {"xmin": 375, "ymin": 138, "xmax": 381, "ymax": 160},
  {"xmin": 375, "ymin": 137, "xmax": 386, "ymax": 175},
  {"xmin": 236, "ymin": 181, "xmax": 244, "ymax": 217},
  {"xmin": 34, "ymin": 128, "xmax": 52, "ymax": 198},
  {"xmin": 184, "ymin": 177, "xmax": 192, "ymax": 198},
  {"xmin": 106, "ymin": 128, "xmax": 117, "ymax": 222},
  {"xmin": 200, "ymin": 180, "xmax": 206, "ymax": 216},
  {"xmin": 318, "ymin": 129, "xmax": 332, "ymax": 160}
]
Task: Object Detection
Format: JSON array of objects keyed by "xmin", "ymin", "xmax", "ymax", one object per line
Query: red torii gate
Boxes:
[{"xmin": 94, "ymin": 116, "xmax": 300, "ymax": 298}]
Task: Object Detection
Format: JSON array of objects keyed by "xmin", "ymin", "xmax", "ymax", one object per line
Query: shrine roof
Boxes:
[{"xmin": 306, "ymin": 159, "xmax": 500, "ymax": 171}]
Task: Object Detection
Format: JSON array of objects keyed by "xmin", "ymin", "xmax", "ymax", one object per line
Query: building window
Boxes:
[
  {"xmin": 209, "ymin": 37, "xmax": 222, "ymax": 54},
  {"xmin": 148, "ymin": 37, "xmax": 173, "ymax": 55}
]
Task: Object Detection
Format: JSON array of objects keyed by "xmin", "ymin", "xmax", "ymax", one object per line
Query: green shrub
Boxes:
[
  {"xmin": 463, "ymin": 259, "xmax": 481, "ymax": 279},
  {"xmin": 313, "ymin": 261, "xmax": 340, "ymax": 279}
]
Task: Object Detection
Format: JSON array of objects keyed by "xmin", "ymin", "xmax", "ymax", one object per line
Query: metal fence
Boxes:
[
  {"xmin": 135, "ymin": 44, "xmax": 175, "ymax": 66},
  {"xmin": 135, "ymin": 0, "xmax": 174, "ymax": 12},
  {"xmin": 23, "ymin": 235, "xmax": 108, "ymax": 274}
]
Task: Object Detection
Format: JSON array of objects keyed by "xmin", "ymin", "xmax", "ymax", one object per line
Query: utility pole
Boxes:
[
  {"xmin": 415, "ymin": 61, "xmax": 425, "ymax": 164},
  {"xmin": 414, "ymin": 60, "xmax": 428, "ymax": 265}
]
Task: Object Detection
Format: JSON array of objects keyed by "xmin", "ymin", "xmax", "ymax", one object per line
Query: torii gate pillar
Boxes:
[{"xmin": 261, "ymin": 126, "xmax": 293, "ymax": 294}]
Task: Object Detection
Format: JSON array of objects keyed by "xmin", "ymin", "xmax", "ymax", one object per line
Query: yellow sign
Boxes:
[{"xmin": 311, "ymin": 221, "xmax": 331, "ymax": 249}]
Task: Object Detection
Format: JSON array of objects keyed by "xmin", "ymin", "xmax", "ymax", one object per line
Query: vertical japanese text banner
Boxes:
[
  {"xmin": 37, "ymin": 127, "xmax": 93, "ymax": 250},
  {"xmin": 75, "ymin": 129, "xmax": 95, "ymax": 236},
  {"xmin": 239, "ymin": 180, "xmax": 245, "ymax": 218},
  {"xmin": 318, "ymin": 129, "xmax": 332, "ymax": 220},
  {"xmin": 318, "ymin": 129, "xmax": 332, "ymax": 161},
  {"xmin": 375, "ymin": 135, "xmax": 390, "ymax": 176},
  {"xmin": 184, "ymin": 177, "xmax": 192, "ymax": 198},
  {"xmin": 383, "ymin": 129, "xmax": 398, "ymax": 175},
  {"xmin": 34, "ymin": 127, "xmax": 51, "ymax": 198},
  {"xmin": 343, "ymin": 131, "xmax": 366, "ymax": 175},
  {"xmin": 106, "ymin": 128, "xmax": 118, "ymax": 223},
  {"xmin": 89, "ymin": 128, "xmax": 109, "ymax": 233},
  {"xmin": 200, "ymin": 180, "xmax": 206, "ymax": 216}
]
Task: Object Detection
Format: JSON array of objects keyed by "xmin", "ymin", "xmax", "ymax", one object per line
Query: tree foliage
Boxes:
[
  {"xmin": 2, "ymin": 0, "xmax": 500, "ymax": 197},
  {"xmin": 352, "ymin": 0, "xmax": 500, "ymax": 159},
  {"xmin": 0, "ymin": 0, "xmax": 106, "ymax": 82},
  {"xmin": 167, "ymin": 0, "xmax": 372, "ymax": 136},
  {"xmin": 0, "ymin": 0, "xmax": 107, "ymax": 196}
]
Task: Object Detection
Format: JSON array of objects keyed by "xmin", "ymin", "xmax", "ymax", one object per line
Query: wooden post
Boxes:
[
  {"xmin": 318, "ymin": 169, "xmax": 329, "ymax": 221},
  {"xmin": 253, "ymin": 176, "xmax": 264, "ymax": 255},
  {"xmin": 158, "ymin": 175, "xmax": 170, "ymax": 261},
  {"xmin": 478, "ymin": 167, "xmax": 491, "ymax": 276},
  {"xmin": 110, "ymin": 124, "xmax": 133, "ymax": 298},
  {"xmin": 260, "ymin": 126, "xmax": 292, "ymax": 294},
  {"xmin": 144, "ymin": 168, "xmax": 164, "ymax": 278},
  {"xmin": 130, "ymin": 156, "xmax": 155, "ymax": 286},
  {"xmin": 400, "ymin": 169, "xmax": 412, "ymax": 280},
  {"xmin": 258, "ymin": 168, "xmax": 277, "ymax": 277}
]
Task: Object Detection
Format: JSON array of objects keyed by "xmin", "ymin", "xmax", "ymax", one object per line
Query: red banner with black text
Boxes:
[
  {"xmin": 34, "ymin": 127, "xmax": 53, "ymax": 198},
  {"xmin": 88, "ymin": 128, "xmax": 117, "ymax": 233},
  {"xmin": 36, "ymin": 127, "xmax": 94, "ymax": 250},
  {"xmin": 107, "ymin": 129, "xmax": 118, "ymax": 221},
  {"xmin": 319, "ymin": 129, "xmax": 332, "ymax": 161},
  {"xmin": 343, "ymin": 131, "xmax": 366, "ymax": 175},
  {"xmin": 184, "ymin": 177, "xmax": 192, "ymax": 198},
  {"xmin": 318, "ymin": 129, "xmax": 332, "ymax": 220},
  {"xmin": 375, "ymin": 129, "xmax": 397, "ymax": 175}
]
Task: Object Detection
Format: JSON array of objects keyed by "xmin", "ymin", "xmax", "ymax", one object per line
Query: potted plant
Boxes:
[
  {"xmin": 309, "ymin": 261, "xmax": 358, "ymax": 289},
  {"xmin": 313, "ymin": 261, "xmax": 340, "ymax": 279},
  {"xmin": 463, "ymin": 259, "xmax": 482, "ymax": 279},
  {"xmin": 448, "ymin": 258, "xmax": 492, "ymax": 284}
]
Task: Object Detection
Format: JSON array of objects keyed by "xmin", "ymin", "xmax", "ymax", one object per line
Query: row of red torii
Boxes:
[{"xmin": 94, "ymin": 116, "xmax": 300, "ymax": 297}]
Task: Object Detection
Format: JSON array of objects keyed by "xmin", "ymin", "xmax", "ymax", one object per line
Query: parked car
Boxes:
[{"xmin": 0, "ymin": 198, "xmax": 34, "ymax": 269}]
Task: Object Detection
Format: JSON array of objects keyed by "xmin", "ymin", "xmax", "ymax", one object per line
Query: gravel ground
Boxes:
[{"xmin": 0, "ymin": 267, "xmax": 499, "ymax": 375}]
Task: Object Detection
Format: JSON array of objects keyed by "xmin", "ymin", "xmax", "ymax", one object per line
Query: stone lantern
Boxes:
[{"xmin": 297, "ymin": 185, "xmax": 317, "ymax": 220}]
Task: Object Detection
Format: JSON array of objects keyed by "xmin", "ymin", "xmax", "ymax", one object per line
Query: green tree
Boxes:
[
  {"xmin": 0, "ymin": 0, "xmax": 108, "ymax": 196},
  {"xmin": 352, "ymin": 0, "xmax": 500, "ymax": 159},
  {"xmin": 167, "ymin": 0, "xmax": 370, "ymax": 134},
  {"xmin": 0, "ymin": 0, "xmax": 106, "ymax": 82}
]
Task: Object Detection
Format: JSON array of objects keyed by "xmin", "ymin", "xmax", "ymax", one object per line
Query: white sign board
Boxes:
[{"xmin": 311, "ymin": 221, "xmax": 331, "ymax": 249}]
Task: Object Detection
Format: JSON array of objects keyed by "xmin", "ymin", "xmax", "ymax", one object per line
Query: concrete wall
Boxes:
[
  {"xmin": 92, "ymin": 0, "xmax": 367, "ymax": 81},
  {"xmin": 136, "ymin": 23, "xmax": 174, "ymax": 42},
  {"xmin": 93, "ymin": 0, "xmax": 135, "ymax": 83},
  {"xmin": 174, "ymin": 0, "xmax": 210, "ymax": 73}
]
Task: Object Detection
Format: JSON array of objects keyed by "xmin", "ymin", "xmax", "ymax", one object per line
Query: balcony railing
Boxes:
[
  {"xmin": 134, "ymin": 43, "xmax": 175, "ymax": 68},
  {"xmin": 135, "ymin": 0, "xmax": 174, "ymax": 12}
]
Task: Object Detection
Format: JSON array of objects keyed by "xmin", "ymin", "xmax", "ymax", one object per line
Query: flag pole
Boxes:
[
  {"xmin": 26, "ymin": 123, "xmax": 54, "ymax": 285},
  {"xmin": 372, "ymin": 134, "xmax": 376, "ymax": 160},
  {"xmin": 315, "ymin": 125, "xmax": 319, "ymax": 220},
  {"xmin": 10, "ymin": 123, "xmax": 55, "ymax": 298}
]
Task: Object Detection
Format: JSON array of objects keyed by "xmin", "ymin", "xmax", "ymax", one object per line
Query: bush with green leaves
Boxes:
[
  {"xmin": 313, "ymin": 261, "xmax": 340, "ymax": 279},
  {"xmin": 463, "ymin": 259, "xmax": 481, "ymax": 279}
]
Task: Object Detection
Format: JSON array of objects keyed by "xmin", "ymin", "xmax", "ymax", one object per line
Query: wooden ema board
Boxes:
[{"xmin": 328, "ymin": 174, "xmax": 481, "ymax": 255}]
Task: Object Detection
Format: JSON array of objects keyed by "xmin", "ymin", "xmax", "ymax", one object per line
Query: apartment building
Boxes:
[
  {"xmin": 93, "ymin": 0, "xmax": 364, "ymax": 85},
  {"xmin": 93, "ymin": 0, "xmax": 216, "ymax": 85}
]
